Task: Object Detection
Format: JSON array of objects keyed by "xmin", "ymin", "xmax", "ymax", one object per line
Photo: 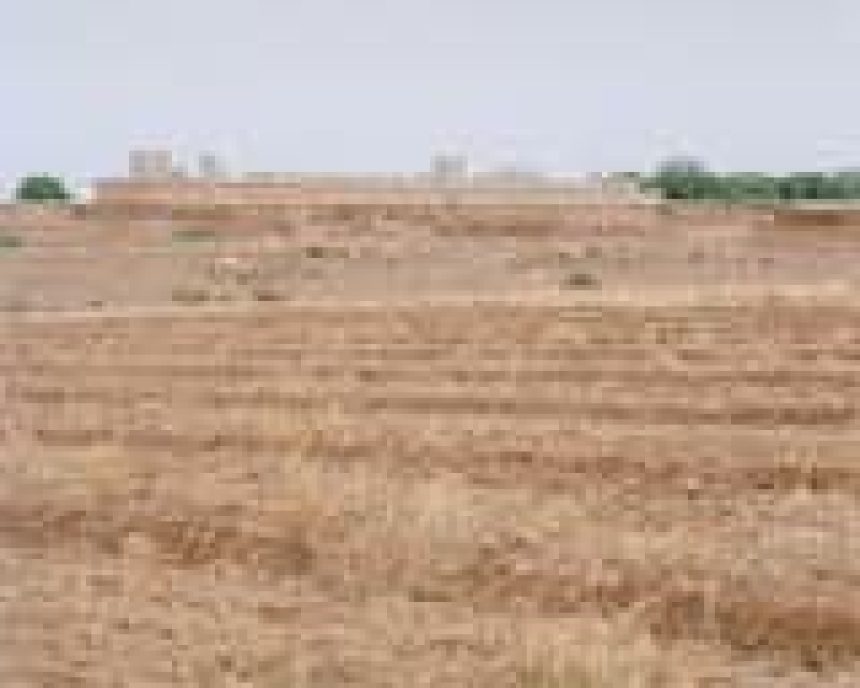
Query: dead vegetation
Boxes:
[{"xmin": 2, "ymin": 205, "xmax": 860, "ymax": 685}]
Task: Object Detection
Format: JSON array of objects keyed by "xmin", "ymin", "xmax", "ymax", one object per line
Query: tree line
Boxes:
[
  {"xmin": 14, "ymin": 175, "xmax": 71, "ymax": 202},
  {"xmin": 9, "ymin": 162, "xmax": 860, "ymax": 205},
  {"xmin": 642, "ymin": 157, "xmax": 860, "ymax": 203}
]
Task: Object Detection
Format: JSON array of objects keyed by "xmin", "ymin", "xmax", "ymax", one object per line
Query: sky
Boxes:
[{"xmin": 2, "ymin": 0, "xmax": 860, "ymax": 188}]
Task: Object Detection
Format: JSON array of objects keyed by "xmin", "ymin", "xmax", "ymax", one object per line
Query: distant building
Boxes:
[
  {"xmin": 128, "ymin": 149, "xmax": 175, "ymax": 180},
  {"xmin": 429, "ymin": 153, "xmax": 469, "ymax": 182},
  {"xmin": 198, "ymin": 152, "xmax": 229, "ymax": 180},
  {"xmin": 94, "ymin": 148, "xmax": 657, "ymax": 207}
]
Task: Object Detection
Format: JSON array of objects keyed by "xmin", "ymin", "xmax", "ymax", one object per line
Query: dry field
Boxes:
[{"xmin": 2, "ymin": 205, "xmax": 860, "ymax": 686}]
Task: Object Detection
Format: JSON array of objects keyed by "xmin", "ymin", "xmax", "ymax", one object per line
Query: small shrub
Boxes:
[
  {"xmin": 234, "ymin": 271, "xmax": 254, "ymax": 286},
  {"xmin": 0, "ymin": 233, "xmax": 23, "ymax": 251},
  {"xmin": 302, "ymin": 244, "xmax": 351, "ymax": 260},
  {"xmin": 16, "ymin": 175, "xmax": 71, "ymax": 202},
  {"xmin": 564, "ymin": 272, "xmax": 601, "ymax": 289},
  {"xmin": 252, "ymin": 289, "xmax": 282, "ymax": 302},
  {"xmin": 303, "ymin": 245, "xmax": 327, "ymax": 259},
  {"xmin": 171, "ymin": 287, "xmax": 210, "ymax": 304},
  {"xmin": 172, "ymin": 228, "xmax": 217, "ymax": 243},
  {"xmin": 556, "ymin": 250, "xmax": 576, "ymax": 265}
]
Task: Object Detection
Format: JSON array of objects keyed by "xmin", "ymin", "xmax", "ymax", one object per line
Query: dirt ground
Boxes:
[{"xmin": 2, "ymin": 206, "xmax": 860, "ymax": 686}]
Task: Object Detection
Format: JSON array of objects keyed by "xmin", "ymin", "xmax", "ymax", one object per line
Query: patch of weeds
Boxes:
[
  {"xmin": 170, "ymin": 287, "xmax": 210, "ymax": 305},
  {"xmin": 234, "ymin": 270, "xmax": 256, "ymax": 286},
  {"xmin": 303, "ymin": 244, "xmax": 351, "ymax": 260},
  {"xmin": 252, "ymin": 289, "xmax": 282, "ymax": 302},
  {"xmin": 171, "ymin": 228, "xmax": 217, "ymax": 243},
  {"xmin": 0, "ymin": 233, "xmax": 23, "ymax": 251},
  {"xmin": 556, "ymin": 250, "xmax": 577, "ymax": 266},
  {"xmin": 564, "ymin": 271, "xmax": 601, "ymax": 289},
  {"xmin": 303, "ymin": 245, "xmax": 327, "ymax": 259}
]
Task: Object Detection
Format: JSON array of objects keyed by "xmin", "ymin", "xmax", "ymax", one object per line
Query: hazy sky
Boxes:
[{"xmin": 2, "ymin": 0, "xmax": 859, "ymax": 186}]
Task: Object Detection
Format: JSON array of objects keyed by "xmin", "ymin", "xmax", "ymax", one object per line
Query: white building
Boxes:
[
  {"xmin": 128, "ymin": 149, "xmax": 175, "ymax": 180},
  {"xmin": 198, "ymin": 152, "xmax": 229, "ymax": 180}
]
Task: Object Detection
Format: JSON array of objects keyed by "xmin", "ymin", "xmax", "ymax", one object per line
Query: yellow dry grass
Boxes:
[{"xmin": 3, "ymin": 208, "xmax": 860, "ymax": 685}]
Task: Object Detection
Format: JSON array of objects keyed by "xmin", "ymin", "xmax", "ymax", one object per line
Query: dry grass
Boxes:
[{"xmin": 2, "ymin": 207, "xmax": 860, "ymax": 685}]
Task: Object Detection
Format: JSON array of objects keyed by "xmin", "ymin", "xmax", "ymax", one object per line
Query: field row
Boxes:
[{"xmin": 5, "ymin": 298, "xmax": 860, "ymax": 684}]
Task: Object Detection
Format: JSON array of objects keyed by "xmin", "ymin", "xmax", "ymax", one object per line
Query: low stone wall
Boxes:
[
  {"xmin": 92, "ymin": 178, "xmax": 650, "ymax": 208},
  {"xmin": 0, "ymin": 203, "xmax": 81, "ymax": 232}
]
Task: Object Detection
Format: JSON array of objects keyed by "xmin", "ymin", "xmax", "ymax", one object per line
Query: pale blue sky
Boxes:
[{"xmin": 2, "ymin": 0, "xmax": 859, "ymax": 186}]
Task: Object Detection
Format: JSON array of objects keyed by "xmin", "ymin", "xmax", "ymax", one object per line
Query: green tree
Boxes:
[
  {"xmin": 15, "ymin": 175, "xmax": 71, "ymax": 202},
  {"xmin": 833, "ymin": 170, "xmax": 860, "ymax": 200},
  {"xmin": 776, "ymin": 177, "xmax": 797, "ymax": 202},
  {"xmin": 650, "ymin": 156, "xmax": 719, "ymax": 201},
  {"xmin": 781, "ymin": 172, "xmax": 835, "ymax": 201},
  {"xmin": 641, "ymin": 163, "xmax": 860, "ymax": 204},
  {"xmin": 721, "ymin": 173, "xmax": 779, "ymax": 203}
]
